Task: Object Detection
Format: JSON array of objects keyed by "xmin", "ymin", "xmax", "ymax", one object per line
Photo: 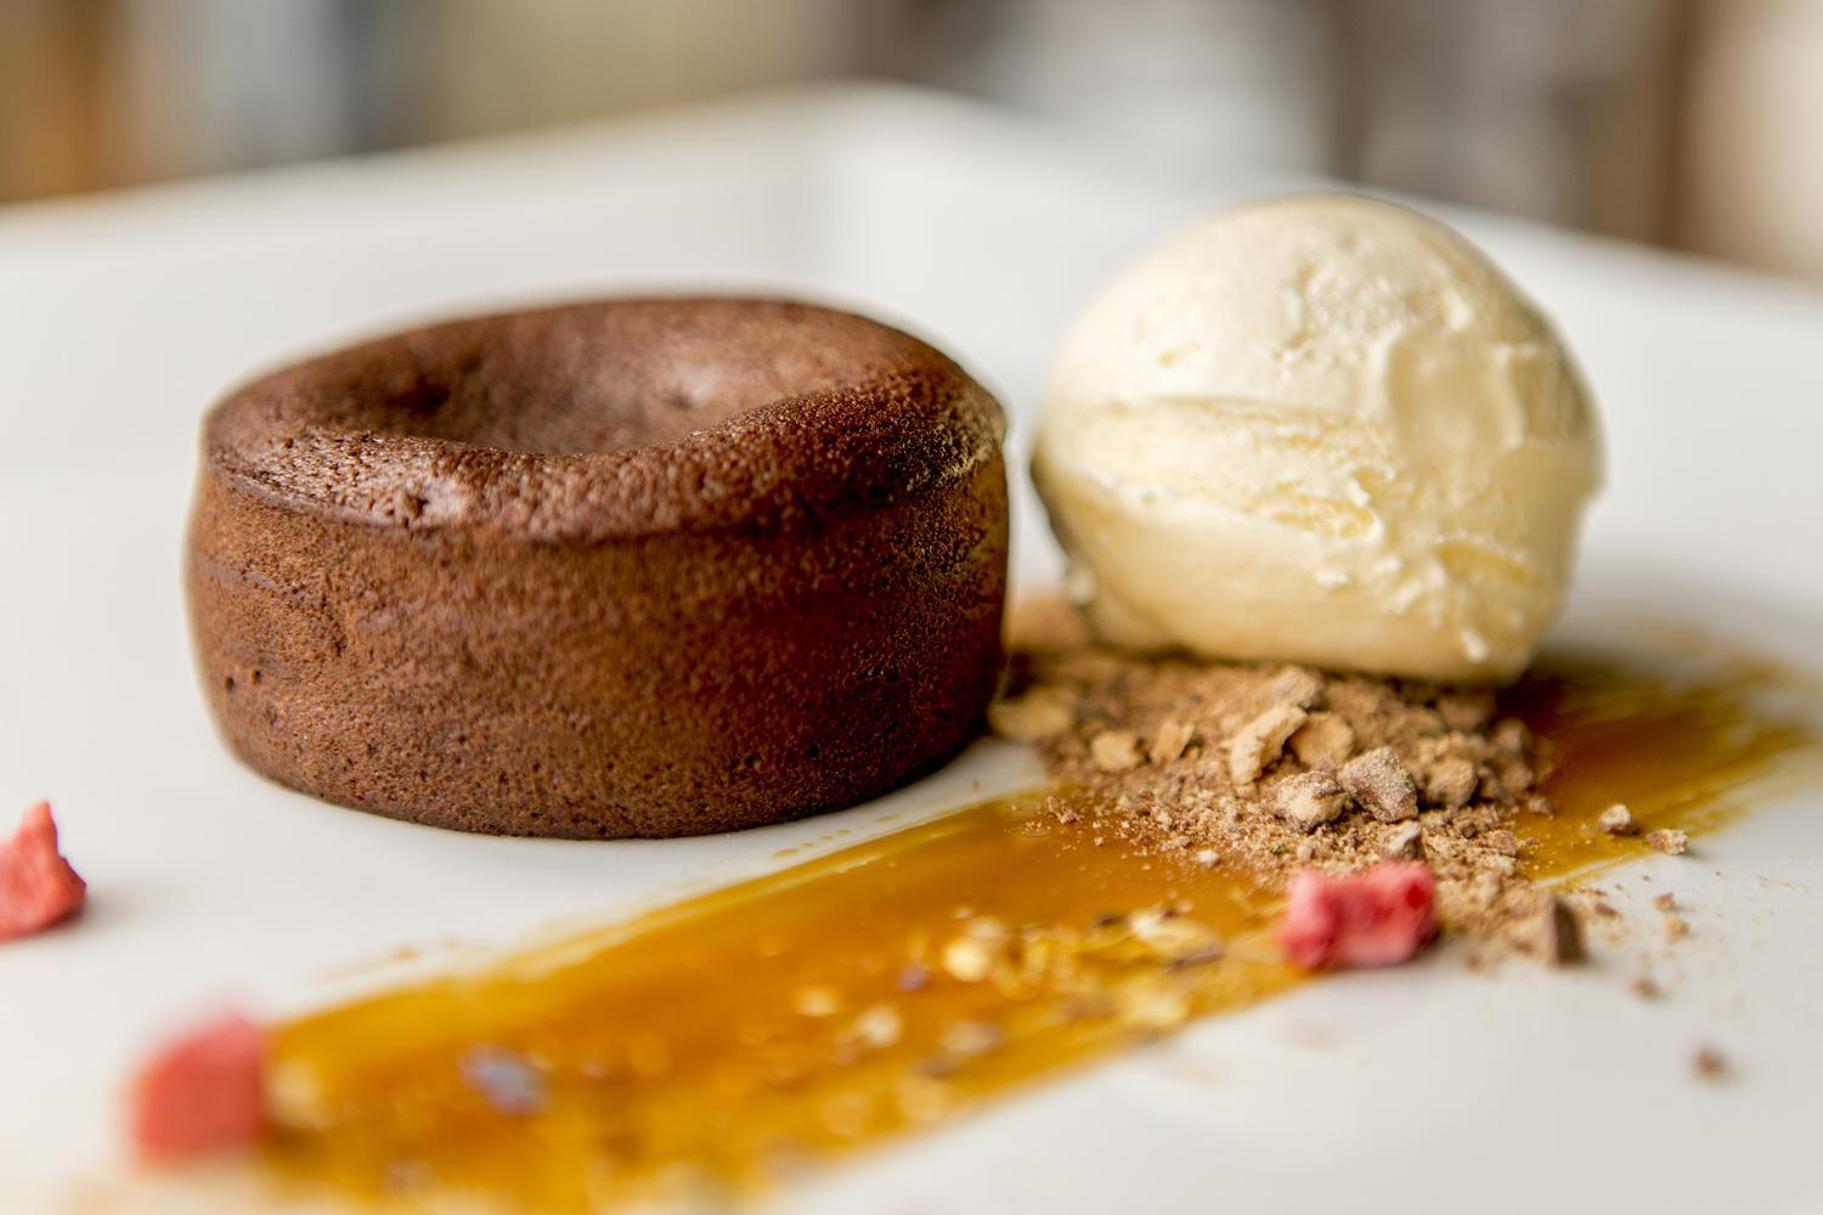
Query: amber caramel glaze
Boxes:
[{"xmin": 262, "ymin": 656, "xmax": 1815, "ymax": 1212}]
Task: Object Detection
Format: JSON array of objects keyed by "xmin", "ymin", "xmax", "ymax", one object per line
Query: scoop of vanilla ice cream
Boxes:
[{"xmin": 1033, "ymin": 194, "xmax": 1602, "ymax": 682}]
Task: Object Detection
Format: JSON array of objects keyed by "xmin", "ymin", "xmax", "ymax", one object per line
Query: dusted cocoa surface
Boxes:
[{"xmin": 186, "ymin": 298, "xmax": 1008, "ymax": 838}]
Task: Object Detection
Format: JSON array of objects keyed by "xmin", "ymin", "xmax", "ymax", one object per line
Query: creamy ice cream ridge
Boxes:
[{"xmin": 1034, "ymin": 193, "xmax": 1603, "ymax": 683}]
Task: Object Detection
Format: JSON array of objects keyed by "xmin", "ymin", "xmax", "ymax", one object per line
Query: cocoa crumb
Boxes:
[
  {"xmin": 1007, "ymin": 601, "xmax": 1640, "ymax": 967},
  {"xmin": 1512, "ymin": 893, "xmax": 1584, "ymax": 965},
  {"xmin": 1338, "ymin": 747, "xmax": 1419, "ymax": 823},
  {"xmin": 1423, "ymin": 756, "xmax": 1479, "ymax": 810},
  {"xmin": 1490, "ymin": 718, "xmax": 1530, "ymax": 753},
  {"xmin": 1435, "ymin": 690, "xmax": 1495, "ymax": 733},
  {"xmin": 1273, "ymin": 771, "xmax": 1348, "ymax": 833},
  {"xmin": 1692, "ymin": 1044, "xmax": 1728, "ymax": 1080},
  {"xmin": 1381, "ymin": 822, "xmax": 1424, "ymax": 860},
  {"xmin": 1405, "ymin": 706, "xmax": 1446, "ymax": 738},
  {"xmin": 1267, "ymin": 667, "xmax": 1328, "ymax": 711},
  {"xmin": 1481, "ymin": 829, "xmax": 1521, "ymax": 857},
  {"xmin": 1484, "ymin": 756, "xmax": 1536, "ymax": 802},
  {"xmin": 1653, "ymin": 893, "xmax": 1677, "ymax": 913},
  {"xmin": 1628, "ymin": 976, "xmax": 1661, "ymax": 1000}
]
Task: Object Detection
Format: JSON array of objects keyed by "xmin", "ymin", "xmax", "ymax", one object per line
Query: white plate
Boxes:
[{"xmin": 2, "ymin": 84, "xmax": 1821, "ymax": 1215}]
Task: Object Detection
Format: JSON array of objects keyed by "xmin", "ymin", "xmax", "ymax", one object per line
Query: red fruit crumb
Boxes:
[
  {"xmin": 0, "ymin": 802, "xmax": 87, "ymax": 941},
  {"xmin": 1277, "ymin": 861, "xmax": 1437, "ymax": 969},
  {"xmin": 128, "ymin": 1010, "xmax": 266, "ymax": 1164}
]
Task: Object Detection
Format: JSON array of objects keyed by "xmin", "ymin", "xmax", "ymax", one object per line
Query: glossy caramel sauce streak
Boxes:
[{"xmin": 264, "ymin": 657, "xmax": 1814, "ymax": 1212}]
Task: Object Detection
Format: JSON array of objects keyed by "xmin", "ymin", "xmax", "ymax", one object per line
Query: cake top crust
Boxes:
[{"xmin": 203, "ymin": 297, "xmax": 1004, "ymax": 541}]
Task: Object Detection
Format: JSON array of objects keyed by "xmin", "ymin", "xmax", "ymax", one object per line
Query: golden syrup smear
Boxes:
[{"xmin": 263, "ymin": 654, "xmax": 1815, "ymax": 1213}]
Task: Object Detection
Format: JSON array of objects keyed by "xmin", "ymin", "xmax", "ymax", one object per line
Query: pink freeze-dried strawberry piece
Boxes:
[
  {"xmin": 128, "ymin": 1010, "xmax": 267, "ymax": 1164},
  {"xmin": 0, "ymin": 801, "xmax": 87, "ymax": 941},
  {"xmin": 1277, "ymin": 861, "xmax": 1436, "ymax": 970}
]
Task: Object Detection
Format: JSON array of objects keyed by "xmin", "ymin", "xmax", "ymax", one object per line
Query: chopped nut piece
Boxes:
[
  {"xmin": 1272, "ymin": 770, "xmax": 1348, "ymax": 833},
  {"xmin": 1267, "ymin": 666, "xmax": 1327, "ymax": 710},
  {"xmin": 1405, "ymin": 706, "xmax": 1447, "ymax": 737},
  {"xmin": 939, "ymin": 1020, "xmax": 1004, "ymax": 1059},
  {"xmin": 940, "ymin": 937, "xmax": 994, "ymax": 983},
  {"xmin": 1339, "ymin": 747, "xmax": 1419, "ymax": 822},
  {"xmin": 961, "ymin": 916, "xmax": 1009, "ymax": 945},
  {"xmin": 1598, "ymin": 804, "xmax": 1638, "ymax": 835},
  {"xmin": 1664, "ymin": 915, "xmax": 1691, "ymax": 942},
  {"xmin": 793, "ymin": 986, "xmax": 842, "ymax": 1017},
  {"xmin": 1513, "ymin": 894, "xmax": 1584, "ymax": 965},
  {"xmin": 1289, "ymin": 712, "xmax": 1356, "ymax": 769},
  {"xmin": 1423, "ymin": 756, "xmax": 1479, "ymax": 809},
  {"xmin": 1090, "ymin": 730, "xmax": 1143, "ymax": 773},
  {"xmin": 1653, "ymin": 893, "xmax": 1677, "ymax": 913},
  {"xmin": 848, "ymin": 1005, "xmax": 904, "ymax": 1050},
  {"xmin": 986, "ymin": 686, "xmax": 1078, "ymax": 743},
  {"xmin": 1116, "ymin": 978, "xmax": 1193, "ymax": 1029},
  {"xmin": 1007, "ymin": 603, "xmax": 1683, "ymax": 982},
  {"xmin": 1128, "ymin": 908, "xmax": 1222, "ymax": 963},
  {"xmin": 1381, "ymin": 821, "xmax": 1424, "ymax": 860},
  {"xmin": 1147, "ymin": 719, "xmax": 1196, "ymax": 765},
  {"xmin": 1228, "ymin": 704, "xmax": 1309, "ymax": 786},
  {"xmin": 1485, "ymin": 756, "xmax": 1535, "ymax": 802},
  {"xmin": 1489, "ymin": 718, "xmax": 1530, "ymax": 753},
  {"xmin": 1629, "ymin": 976, "xmax": 1661, "ymax": 1000},
  {"xmin": 1646, "ymin": 828, "xmax": 1689, "ymax": 856},
  {"xmin": 1050, "ymin": 647, "xmax": 1124, "ymax": 682},
  {"xmin": 1435, "ymin": 689, "xmax": 1495, "ymax": 732}
]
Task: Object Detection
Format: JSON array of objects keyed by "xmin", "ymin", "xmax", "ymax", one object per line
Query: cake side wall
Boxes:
[{"xmin": 183, "ymin": 457, "xmax": 1008, "ymax": 838}]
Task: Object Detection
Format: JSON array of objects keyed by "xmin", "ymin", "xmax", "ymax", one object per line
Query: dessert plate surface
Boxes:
[{"xmin": 2, "ymin": 84, "xmax": 1820, "ymax": 1214}]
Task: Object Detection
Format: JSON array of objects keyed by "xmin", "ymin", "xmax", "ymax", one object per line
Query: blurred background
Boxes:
[{"xmin": 3, "ymin": 0, "xmax": 1821, "ymax": 278}]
